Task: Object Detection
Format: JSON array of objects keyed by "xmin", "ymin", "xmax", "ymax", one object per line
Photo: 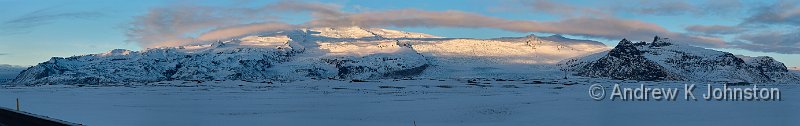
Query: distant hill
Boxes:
[
  {"xmin": 562, "ymin": 36, "xmax": 799, "ymax": 83},
  {"xmin": 0, "ymin": 64, "xmax": 26, "ymax": 84}
]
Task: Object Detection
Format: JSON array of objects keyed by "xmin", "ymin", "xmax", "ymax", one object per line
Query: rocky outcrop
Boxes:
[{"xmin": 563, "ymin": 36, "xmax": 799, "ymax": 83}]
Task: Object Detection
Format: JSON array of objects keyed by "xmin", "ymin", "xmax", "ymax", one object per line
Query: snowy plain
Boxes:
[{"xmin": 1, "ymin": 79, "xmax": 798, "ymax": 126}]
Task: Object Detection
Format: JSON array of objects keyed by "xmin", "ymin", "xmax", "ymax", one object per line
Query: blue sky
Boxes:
[{"xmin": 1, "ymin": 0, "xmax": 799, "ymax": 67}]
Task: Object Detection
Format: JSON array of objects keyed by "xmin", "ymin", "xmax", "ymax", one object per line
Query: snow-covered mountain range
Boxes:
[
  {"xmin": 11, "ymin": 27, "xmax": 607, "ymax": 85},
  {"xmin": 9, "ymin": 27, "xmax": 798, "ymax": 85},
  {"xmin": 0, "ymin": 64, "xmax": 26, "ymax": 84},
  {"xmin": 562, "ymin": 36, "xmax": 799, "ymax": 83}
]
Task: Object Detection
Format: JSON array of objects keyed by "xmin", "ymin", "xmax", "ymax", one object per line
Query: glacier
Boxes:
[{"xmin": 10, "ymin": 27, "xmax": 607, "ymax": 85}]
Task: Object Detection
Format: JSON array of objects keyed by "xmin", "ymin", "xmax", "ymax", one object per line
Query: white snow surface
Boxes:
[
  {"xmin": 0, "ymin": 80, "xmax": 798, "ymax": 126},
  {"xmin": 11, "ymin": 27, "xmax": 607, "ymax": 85}
]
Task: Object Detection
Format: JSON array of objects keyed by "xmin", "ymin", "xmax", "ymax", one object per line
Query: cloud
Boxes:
[
  {"xmin": 525, "ymin": 0, "xmax": 800, "ymax": 50},
  {"xmin": 729, "ymin": 30, "xmax": 800, "ymax": 54},
  {"xmin": 128, "ymin": 0, "xmax": 726, "ymax": 48},
  {"xmin": 630, "ymin": 1, "xmax": 697, "ymax": 15},
  {"xmin": 198, "ymin": 22, "xmax": 294, "ymax": 41},
  {"xmin": 0, "ymin": 6, "xmax": 102, "ymax": 35},
  {"xmin": 120, "ymin": 0, "xmax": 800, "ymax": 55},
  {"xmin": 701, "ymin": 0, "xmax": 744, "ymax": 15},
  {"xmin": 126, "ymin": 4, "xmax": 257, "ymax": 48},
  {"xmin": 0, "ymin": 53, "xmax": 7, "ymax": 56},
  {"xmin": 708, "ymin": 1, "xmax": 800, "ymax": 54},
  {"xmin": 742, "ymin": 1, "xmax": 800, "ymax": 26},
  {"xmin": 516, "ymin": 0, "xmax": 741, "ymax": 17},
  {"xmin": 151, "ymin": 22, "xmax": 296, "ymax": 47},
  {"xmin": 126, "ymin": 1, "xmax": 341, "ymax": 48},
  {"xmin": 611, "ymin": 0, "xmax": 742, "ymax": 16},
  {"xmin": 304, "ymin": 7, "xmax": 724, "ymax": 47},
  {"xmin": 526, "ymin": 0, "xmax": 610, "ymax": 17},
  {"xmin": 685, "ymin": 25, "xmax": 745, "ymax": 35},
  {"xmin": 263, "ymin": 1, "xmax": 345, "ymax": 18}
]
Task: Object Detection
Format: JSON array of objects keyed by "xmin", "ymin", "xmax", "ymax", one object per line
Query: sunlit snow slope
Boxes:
[{"xmin": 12, "ymin": 27, "xmax": 607, "ymax": 85}]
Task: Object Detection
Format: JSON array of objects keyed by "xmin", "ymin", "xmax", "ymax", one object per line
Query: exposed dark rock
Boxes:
[{"xmin": 563, "ymin": 36, "xmax": 799, "ymax": 83}]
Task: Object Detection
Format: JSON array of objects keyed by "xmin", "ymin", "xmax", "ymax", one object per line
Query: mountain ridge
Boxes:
[
  {"xmin": 562, "ymin": 36, "xmax": 799, "ymax": 83},
  {"xmin": 9, "ymin": 27, "xmax": 797, "ymax": 85},
  {"xmin": 10, "ymin": 27, "xmax": 607, "ymax": 85}
]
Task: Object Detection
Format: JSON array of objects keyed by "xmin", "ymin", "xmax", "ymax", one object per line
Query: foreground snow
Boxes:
[{"xmin": 0, "ymin": 79, "xmax": 798, "ymax": 126}]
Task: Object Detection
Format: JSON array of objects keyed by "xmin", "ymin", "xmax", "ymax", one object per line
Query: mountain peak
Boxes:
[
  {"xmin": 618, "ymin": 38, "xmax": 632, "ymax": 45},
  {"xmin": 650, "ymin": 36, "xmax": 672, "ymax": 47},
  {"xmin": 565, "ymin": 37, "xmax": 799, "ymax": 83},
  {"xmin": 609, "ymin": 38, "xmax": 643, "ymax": 58}
]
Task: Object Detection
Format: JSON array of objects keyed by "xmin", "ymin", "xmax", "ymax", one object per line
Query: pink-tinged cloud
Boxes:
[
  {"xmin": 127, "ymin": 1, "xmax": 344, "ymax": 48},
  {"xmin": 149, "ymin": 22, "xmax": 296, "ymax": 48},
  {"xmin": 306, "ymin": 9, "xmax": 725, "ymax": 47},
  {"xmin": 126, "ymin": 5, "xmax": 251, "ymax": 48},
  {"xmin": 197, "ymin": 22, "xmax": 294, "ymax": 41},
  {"xmin": 127, "ymin": 1, "xmax": 726, "ymax": 48}
]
